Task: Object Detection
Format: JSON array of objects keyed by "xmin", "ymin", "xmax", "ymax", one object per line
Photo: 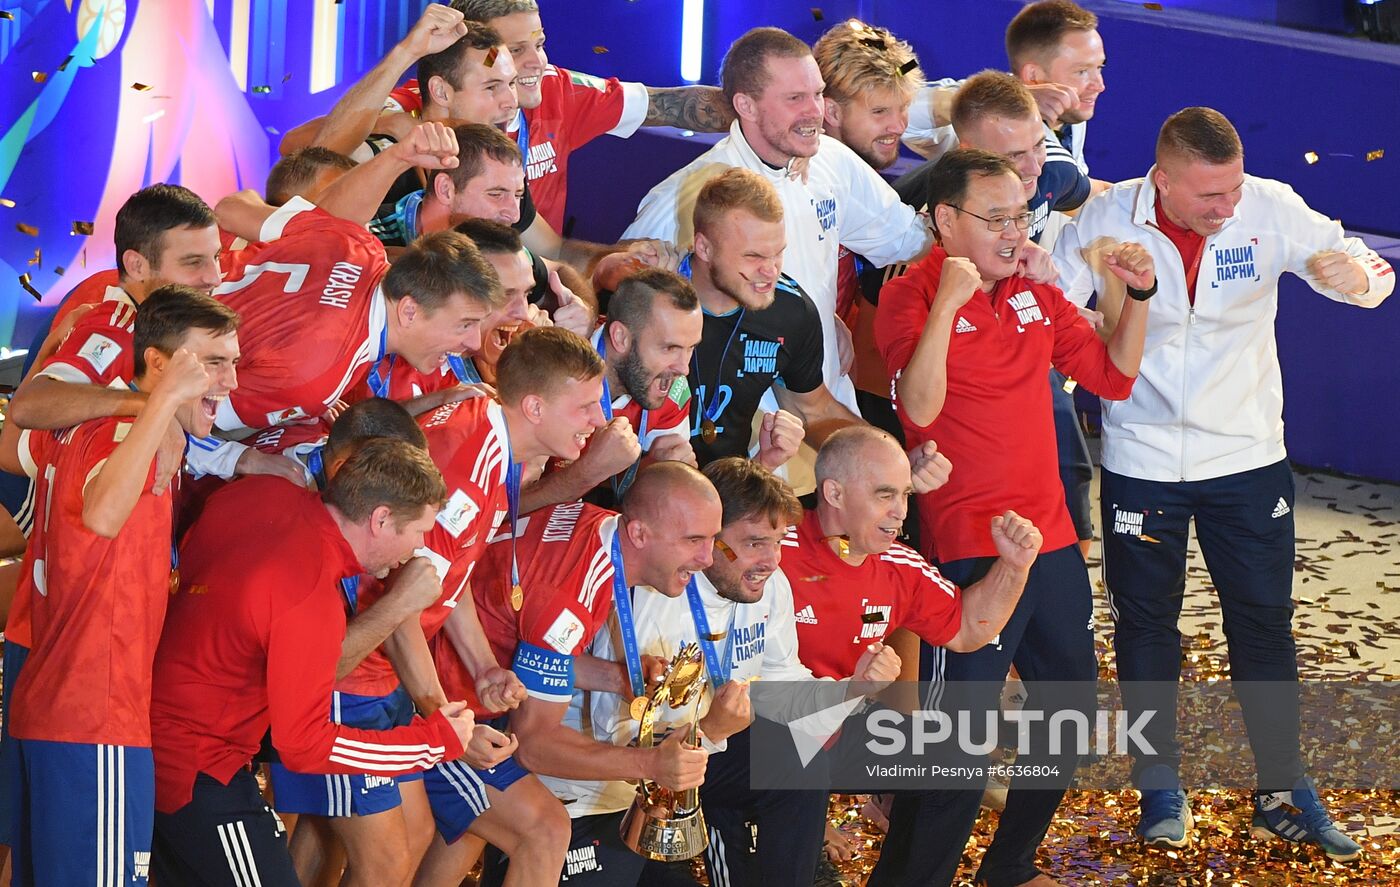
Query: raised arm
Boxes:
[
  {"xmin": 279, "ymin": 3, "xmax": 467, "ymax": 157},
  {"xmin": 890, "ymin": 257, "xmax": 979, "ymax": 428},
  {"xmin": 643, "ymin": 85, "xmax": 734, "ymax": 132},
  {"xmin": 944, "ymin": 511, "xmax": 1040, "ymax": 653},
  {"xmin": 82, "ymin": 349, "xmax": 206, "ymax": 537}
]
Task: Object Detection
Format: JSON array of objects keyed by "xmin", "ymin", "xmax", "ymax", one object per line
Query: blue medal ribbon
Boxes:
[
  {"xmin": 501, "ymin": 409, "xmax": 523, "ymax": 598},
  {"xmin": 339, "ymin": 575, "xmax": 360, "ymax": 616},
  {"xmin": 685, "ymin": 579, "xmax": 734, "ymax": 689},
  {"xmin": 447, "ymin": 353, "xmax": 482, "ymax": 385},
  {"xmin": 609, "ymin": 531, "xmax": 646, "ymax": 700},
  {"xmin": 306, "ymin": 444, "xmax": 328, "ymax": 491},
  {"xmin": 367, "ymin": 326, "xmax": 393, "ymax": 398},
  {"xmin": 514, "ymin": 109, "xmax": 530, "ymax": 165}
]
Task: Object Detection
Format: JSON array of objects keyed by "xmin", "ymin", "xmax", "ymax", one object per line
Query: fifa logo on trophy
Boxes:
[{"xmin": 619, "ymin": 642, "xmax": 709, "ymax": 861}]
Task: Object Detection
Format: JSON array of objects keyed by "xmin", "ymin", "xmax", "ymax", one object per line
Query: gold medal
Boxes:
[
  {"xmin": 168, "ymin": 568, "xmax": 180, "ymax": 596},
  {"xmin": 630, "ymin": 695, "xmax": 649, "ymax": 721},
  {"xmin": 700, "ymin": 417, "xmax": 717, "ymax": 444},
  {"xmin": 510, "ymin": 583, "xmax": 524, "ymax": 611}
]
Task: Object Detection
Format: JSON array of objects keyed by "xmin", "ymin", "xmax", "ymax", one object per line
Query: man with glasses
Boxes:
[{"xmin": 870, "ymin": 149, "xmax": 1151, "ymax": 887}]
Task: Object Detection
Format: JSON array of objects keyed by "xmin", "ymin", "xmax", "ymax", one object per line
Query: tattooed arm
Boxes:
[{"xmin": 643, "ymin": 86, "xmax": 734, "ymax": 132}]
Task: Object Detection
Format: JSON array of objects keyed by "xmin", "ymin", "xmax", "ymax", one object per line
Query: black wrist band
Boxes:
[{"xmin": 1127, "ymin": 280, "xmax": 1157, "ymax": 301}]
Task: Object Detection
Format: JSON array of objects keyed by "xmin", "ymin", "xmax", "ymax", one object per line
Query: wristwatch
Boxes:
[{"xmin": 1127, "ymin": 279, "xmax": 1157, "ymax": 301}]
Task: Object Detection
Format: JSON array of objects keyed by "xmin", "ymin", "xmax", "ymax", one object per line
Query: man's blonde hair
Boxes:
[
  {"xmin": 693, "ymin": 168, "xmax": 784, "ymax": 239},
  {"xmin": 812, "ymin": 20, "xmax": 923, "ymax": 106}
]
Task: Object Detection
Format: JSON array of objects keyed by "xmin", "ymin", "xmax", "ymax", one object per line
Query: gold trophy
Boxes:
[{"xmin": 619, "ymin": 642, "xmax": 709, "ymax": 861}]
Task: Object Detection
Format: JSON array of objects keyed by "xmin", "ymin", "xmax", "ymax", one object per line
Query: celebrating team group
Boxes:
[{"xmin": 0, "ymin": 0, "xmax": 1391, "ymax": 885}]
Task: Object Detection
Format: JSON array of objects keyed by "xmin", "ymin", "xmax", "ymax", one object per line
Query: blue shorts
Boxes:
[
  {"xmin": 424, "ymin": 749, "xmax": 531, "ymax": 843},
  {"xmin": 268, "ymin": 686, "xmax": 423, "ymax": 817},
  {"xmin": 0, "ymin": 640, "xmax": 30, "ymax": 847},
  {"xmin": 10, "ymin": 739, "xmax": 154, "ymax": 887}
]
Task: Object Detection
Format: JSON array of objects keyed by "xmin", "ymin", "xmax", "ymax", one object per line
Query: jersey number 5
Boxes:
[{"xmin": 214, "ymin": 261, "xmax": 312, "ymax": 296}]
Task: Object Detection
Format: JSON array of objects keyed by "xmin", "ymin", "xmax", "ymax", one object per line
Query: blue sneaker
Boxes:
[
  {"xmin": 1138, "ymin": 787, "xmax": 1193, "ymax": 847},
  {"xmin": 1250, "ymin": 779, "xmax": 1362, "ymax": 862}
]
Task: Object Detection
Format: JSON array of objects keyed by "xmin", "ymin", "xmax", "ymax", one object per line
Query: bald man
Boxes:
[
  {"xmin": 782, "ymin": 427, "xmax": 1040, "ymax": 681},
  {"xmin": 434, "ymin": 462, "xmax": 721, "ymax": 887}
]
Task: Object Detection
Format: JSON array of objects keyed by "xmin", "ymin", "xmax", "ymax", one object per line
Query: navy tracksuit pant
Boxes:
[
  {"xmin": 871, "ymin": 544, "xmax": 1098, "ymax": 887},
  {"xmin": 1101, "ymin": 459, "xmax": 1304, "ymax": 791}
]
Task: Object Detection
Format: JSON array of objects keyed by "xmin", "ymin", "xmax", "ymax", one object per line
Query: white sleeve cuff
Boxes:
[{"xmin": 610, "ymin": 81, "xmax": 650, "ymax": 138}]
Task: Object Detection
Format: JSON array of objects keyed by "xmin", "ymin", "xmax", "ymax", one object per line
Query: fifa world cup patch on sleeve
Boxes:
[
  {"xmin": 666, "ymin": 376, "xmax": 691, "ymax": 408},
  {"xmin": 436, "ymin": 488, "xmax": 480, "ymax": 538},
  {"xmin": 77, "ymin": 333, "xmax": 121, "ymax": 374},
  {"xmin": 542, "ymin": 608, "xmax": 586, "ymax": 654},
  {"xmin": 567, "ymin": 70, "xmax": 608, "ymax": 92}
]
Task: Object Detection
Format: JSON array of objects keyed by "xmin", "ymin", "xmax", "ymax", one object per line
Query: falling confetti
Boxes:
[
  {"xmin": 483, "ymin": 46, "xmax": 498, "ymax": 68},
  {"xmin": 592, "ymin": 45, "xmax": 608, "ymax": 54},
  {"xmin": 54, "ymin": 265, "xmax": 65, "ymax": 275},
  {"xmin": 1304, "ymin": 151, "xmax": 1320, "ymax": 165},
  {"xmin": 27, "ymin": 248, "xmax": 40, "ymax": 268},
  {"xmin": 251, "ymin": 85, "xmax": 272, "ymax": 94},
  {"xmin": 811, "ymin": 7, "xmax": 824, "ymax": 22},
  {"xmin": 142, "ymin": 109, "xmax": 165, "ymax": 124},
  {"xmin": 899, "ymin": 58, "xmax": 918, "ymax": 75},
  {"xmin": 0, "ymin": 198, "xmax": 14, "ymax": 208},
  {"xmin": 15, "ymin": 222, "xmax": 37, "ymax": 236},
  {"xmin": 18, "ymin": 273, "xmax": 41, "ymax": 300},
  {"xmin": 0, "ymin": 11, "xmax": 15, "ymax": 20},
  {"xmin": 31, "ymin": 71, "xmax": 46, "ymax": 83},
  {"xmin": 1143, "ymin": 1, "xmax": 1164, "ymax": 8},
  {"xmin": 56, "ymin": 54, "xmax": 73, "ymax": 72},
  {"xmin": 282, "ymin": 72, "xmax": 292, "ymax": 83},
  {"xmin": 130, "ymin": 82, "xmax": 152, "ymax": 91},
  {"xmin": 71, "ymin": 221, "xmax": 95, "ymax": 236},
  {"xmin": 1366, "ymin": 149, "xmax": 1385, "ymax": 162}
]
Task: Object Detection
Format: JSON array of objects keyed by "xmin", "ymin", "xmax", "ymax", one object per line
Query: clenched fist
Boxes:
[
  {"xmin": 1103, "ymin": 241, "xmax": 1156, "ymax": 292},
  {"xmin": 989, "ymin": 510, "xmax": 1042, "ymax": 573}
]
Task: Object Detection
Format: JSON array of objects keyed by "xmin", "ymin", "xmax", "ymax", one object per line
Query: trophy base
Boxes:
[{"xmin": 618, "ymin": 800, "xmax": 709, "ymax": 862}]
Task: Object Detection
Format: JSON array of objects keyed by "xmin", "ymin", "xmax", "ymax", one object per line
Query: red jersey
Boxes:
[
  {"xmin": 1153, "ymin": 200, "xmax": 1207, "ymax": 304},
  {"xmin": 337, "ymin": 398, "xmax": 511, "ymax": 697},
  {"xmin": 387, "ymin": 66, "xmax": 644, "ymax": 231},
  {"xmin": 9, "ymin": 418, "xmax": 176, "ymax": 746},
  {"xmin": 875, "ymin": 248, "xmax": 1136, "ymax": 563},
  {"xmin": 213, "ymin": 197, "xmax": 390, "ymax": 432},
  {"xmin": 434, "ymin": 502, "xmax": 619, "ymax": 709},
  {"xmin": 39, "ymin": 290, "xmax": 137, "ymax": 387},
  {"xmin": 49, "ymin": 270, "xmax": 121, "ymax": 329},
  {"xmin": 149, "ymin": 478, "xmax": 463, "ymax": 813},
  {"xmin": 781, "ymin": 509, "xmax": 962, "ymax": 679}
]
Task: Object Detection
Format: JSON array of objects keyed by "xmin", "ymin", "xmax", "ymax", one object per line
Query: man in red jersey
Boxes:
[
  {"xmin": 872, "ymin": 149, "xmax": 1150, "ymax": 887},
  {"xmin": 0, "ymin": 186, "xmax": 291, "ymax": 506},
  {"xmin": 783, "ymin": 426, "xmax": 1039, "ymax": 680},
  {"xmin": 280, "ymin": 327, "xmax": 608, "ymax": 886},
  {"xmin": 209, "ymin": 139, "xmax": 504, "ymax": 436},
  {"xmin": 420, "ymin": 461, "xmax": 719, "ymax": 887},
  {"xmin": 522, "ymin": 267, "xmax": 702, "ymax": 512},
  {"xmin": 0, "ymin": 287, "xmax": 239, "ymax": 887},
  {"xmin": 148, "ymin": 438, "xmax": 476, "ymax": 887}
]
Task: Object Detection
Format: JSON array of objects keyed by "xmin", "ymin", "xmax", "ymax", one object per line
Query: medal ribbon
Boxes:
[
  {"xmin": 685, "ymin": 578, "xmax": 735, "ymax": 689},
  {"xmin": 609, "ymin": 530, "xmax": 646, "ymax": 700},
  {"xmin": 447, "ymin": 352, "xmax": 482, "ymax": 385},
  {"xmin": 501, "ymin": 414, "xmax": 523, "ymax": 596},
  {"xmin": 366, "ymin": 326, "xmax": 393, "ymax": 398}
]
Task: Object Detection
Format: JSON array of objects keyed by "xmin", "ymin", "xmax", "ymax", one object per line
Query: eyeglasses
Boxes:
[{"xmin": 949, "ymin": 205, "xmax": 1032, "ymax": 233}]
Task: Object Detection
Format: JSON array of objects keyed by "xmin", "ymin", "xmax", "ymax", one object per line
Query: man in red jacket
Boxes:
[
  {"xmin": 148, "ymin": 439, "xmax": 476, "ymax": 887},
  {"xmin": 873, "ymin": 148, "xmax": 1152, "ymax": 887}
]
